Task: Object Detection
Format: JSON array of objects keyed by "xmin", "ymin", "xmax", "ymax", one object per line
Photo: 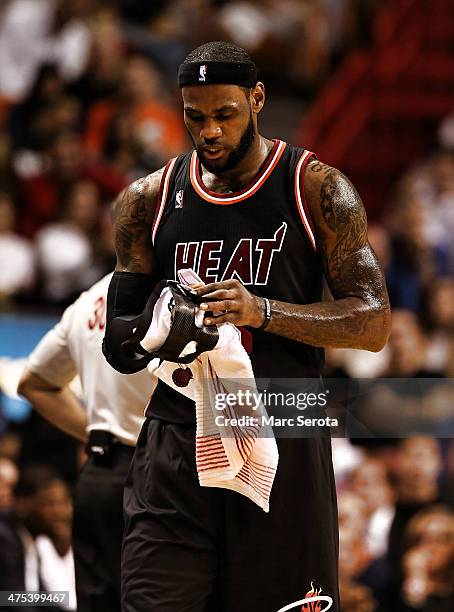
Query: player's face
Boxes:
[{"xmin": 182, "ymin": 84, "xmax": 261, "ymax": 173}]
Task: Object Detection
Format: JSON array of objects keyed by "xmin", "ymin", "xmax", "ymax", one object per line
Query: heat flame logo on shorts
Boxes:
[
  {"xmin": 302, "ymin": 582, "xmax": 323, "ymax": 612},
  {"xmin": 276, "ymin": 581, "xmax": 333, "ymax": 612}
]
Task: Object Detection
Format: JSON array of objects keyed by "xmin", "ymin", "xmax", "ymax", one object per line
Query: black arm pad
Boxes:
[{"xmin": 102, "ymin": 271, "xmax": 160, "ymax": 374}]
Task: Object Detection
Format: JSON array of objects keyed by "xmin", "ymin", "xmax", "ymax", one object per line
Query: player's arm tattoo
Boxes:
[
  {"xmin": 113, "ymin": 170, "xmax": 164, "ymax": 273},
  {"xmin": 266, "ymin": 161, "xmax": 391, "ymax": 351}
]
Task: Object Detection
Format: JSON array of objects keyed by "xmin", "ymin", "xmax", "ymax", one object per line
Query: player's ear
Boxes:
[{"xmin": 251, "ymin": 82, "xmax": 265, "ymax": 114}]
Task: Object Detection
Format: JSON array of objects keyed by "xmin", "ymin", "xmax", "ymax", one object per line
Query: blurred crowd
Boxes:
[
  {"xmin": 326, "ymin": 145, "xmax": 454, "ymax": 382},
  {"xmin": 333, "ymin": 436, "xmax": 454, "ymax": 612},
  {"xmin": 328, "ymin": 107, "xmax": 454, "ymax": 611},
  {"xmin": 0, "ymin": 1, "xmax": 453, "ymax": 611}
]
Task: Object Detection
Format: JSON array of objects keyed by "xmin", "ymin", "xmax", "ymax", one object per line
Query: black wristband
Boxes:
[{"xmin": 258, "ymin": 297, "xmax": 271, "ymax": 330}]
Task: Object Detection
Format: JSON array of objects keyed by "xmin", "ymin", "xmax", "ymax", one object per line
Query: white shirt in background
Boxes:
[
  {"xmin": 35, "ymin": 224, "xmax": 100, "ymax": 303},
  {"xmin": 36, "ymin": 535, "xmax": 77, "ymax": 610},
  {"xmin": 0, "ymin": 0, "xmax": 90, "ymax": 101},
  {"xmin": 367, "ymin": 505, "xmax": 395, "ymax": 559},
  {"xmin": 0, "ymin": 233, "xmax": 35, "ymax": 295},
  {"xmin": 27, "ymin": 273, "xmax": 157, "ymax": 445}
]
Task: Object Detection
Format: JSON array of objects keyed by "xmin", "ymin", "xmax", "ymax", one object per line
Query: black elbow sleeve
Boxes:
[
  {"xmin": 102, "ymin": 272, "xmax": 160, "ymax": 374},
  {"xmin": 103, "ymin": 272, "xmax": 219, "ymax": 374}
]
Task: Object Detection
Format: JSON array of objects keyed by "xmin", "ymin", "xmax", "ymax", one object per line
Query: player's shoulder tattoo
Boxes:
[
  {"xmin": 114, "ymin": 169, "xmax": 164, "ymax": 226},
  {"xmin": 114, "ymin": 167, "xmax": 165, "ymax": 271},
  {"xmin": 306, "ymin": 160, "xmax": 367, "ymax": 242},
  {"xmin": 304, "ymin": 160, "xmax": 369, "ymax": 278},
  {"xmin": 306, "ymin": 159, "xmax": 330, "ymax": 174}
]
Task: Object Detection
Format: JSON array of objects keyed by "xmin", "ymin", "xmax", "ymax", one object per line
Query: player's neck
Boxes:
[{"xmin": 203, "ymin": 135, "xmax": 274, "ymax": 192}]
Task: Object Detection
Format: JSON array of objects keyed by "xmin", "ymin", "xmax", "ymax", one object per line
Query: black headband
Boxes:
[{"xmin": 178, "ymin": 61, "xmax": 258, "ymax": 88}]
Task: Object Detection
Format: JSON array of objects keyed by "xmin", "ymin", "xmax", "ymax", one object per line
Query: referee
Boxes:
[{"xmin": 18, "ymin": 273, "xmax": 156, "ymax": 612}]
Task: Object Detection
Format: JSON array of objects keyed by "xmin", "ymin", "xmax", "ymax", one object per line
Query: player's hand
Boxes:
[{"xmin": 195, "ymin": 279, "xmax": 265, "ymax": 328}]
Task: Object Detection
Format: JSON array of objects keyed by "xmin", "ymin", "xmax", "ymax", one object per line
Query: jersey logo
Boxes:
[
  {"xmin": 175, "ymin": 189, "xmax": 184, "ymax": 208},
  {"xmin": 172, "ymin": 366, "xmax": 193, "ymax": 387},
  {"xmin": 199, "ymin": 65, "xmax": 207, "ymax": 82},
  {"xmin": 174, "ymin": 222, "xmax": 287, "ymax": 285}
]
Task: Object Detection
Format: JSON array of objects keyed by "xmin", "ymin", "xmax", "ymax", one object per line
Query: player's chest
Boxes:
[{"xmin": 155, "ymin": 196, "xmax": 309, "ymax": 286}]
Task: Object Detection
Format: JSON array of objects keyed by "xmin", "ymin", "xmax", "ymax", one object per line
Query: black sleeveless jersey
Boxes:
[{"xmin": 152, "ymin": 139, "xmax": 324, "ymax": 380}]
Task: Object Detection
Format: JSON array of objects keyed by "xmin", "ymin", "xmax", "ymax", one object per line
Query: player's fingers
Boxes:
[
  {"xmin": 204, "ymin": 312, "xmax": 236, "ymax": 325},
  {"xmin": 199, "ymin": 291, "xmax": 234, "ymax": 307},
  {"xmin": 196, "ymin": 279, "xmax": 240, "ymax": 296},
  {"xmin": 204, "ymin": 300, "xmax": 236, "ymax": 313},
  {"xmin": 221, "ymin": 278, "xmax": 241, "ymax": 288},
  {"xmin": 195, "ymin": 282, "xmax": 224, "ymax": 295}
]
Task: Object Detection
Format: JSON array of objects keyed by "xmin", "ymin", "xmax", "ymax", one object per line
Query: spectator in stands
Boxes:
[
  {"xmin": 0, "ymin": 192, "xmax": 35, "ymax": 305},
  {"xmin": 339, "ymin": 582, "xmax": 376, "ymax": 612},
  {"xmin": 0, "ymin": 0, "xmax": 93, "ymax": 103},
  {"xmin": 20, "ymin": 130, "xmax": 126, "ymax": 238},
  {"xmin": 36, "ymin": 178, "xmax": 111, "ymax": 304},
  {"xmin": 102, "ymin": 110, "xmax": 149, "ymax": 181},
  {"xmin": 384, "ymin": 310, "xmax": 431, "ymax": 378},
  {"xmin": 387, "ymin": 438, "xmax": 443, "ymax": 575},
  {"xmin": 438, "ymin": 113, "xmax": 454, "ymax": 150},
  {"xmin": 423, "ymin": 278, "xmax": 454, "ymax": 376},
  {"xmin": 9, "ymin": 64, "xmax": 81, "ymax": 168},
  {"xmin": 34, "ymin": 474, "xmax": 76, "ymax": 610},
  {"xmin": 397, "ymin": 148, "xmax": 454, "ymax": 271},
  {"xmin": 338, "ymin": 490, "xmax": 368, "ymax": 534},
  {"xmin": 70, "ymin": 6, "xmax": 125, "ymax": 109},
  {"xmin": 338, "ymin": 491, "xmax": 378, "ymax": 612},
  {"xmin": 331, "ymin": 438, "xmax": 364, "ymax": 486},
  {"xmin": 0, "ymin": 428, "xmax": 22, "ymax": 464},
  {"xmin": 217, "ymin": 0, "xmax": 330, "ymax": 94},
  {"xmin": 0, "ymin": 465, "xmax": 76, "ymax": 609},
  {"xmin": 0, "ymin": 457, "xmax": 19, "ymax": 513},
  {"xmin": 84, "ymin": 54, "xmax": 187, "ymax": 168},
  {"xmin": 440, "ymin": 440, "xmax": 454, "ymax": 508},
  {"xmin": 0, "ymin": 131, "xmax": 19, "ymax": 196},
  {"xmin": 350, "ymin": 457, "xmax": 395, "ymax": 559},
  {"xmin": 429, "ymin": 149, "xmax": 454, "ymax": 267},
  {"xmin": 338, "ymin": 492, "xmax": 370, "ymax": 576},
  {"xmin": 387, "ymin": 196, "xmax": 450, "ymax": 314},
  {"xmin": 400, "ymin": 506, "xmax": 454, "ymax": 611},
  {"xmin": 368, "ymin": 222, "xmax": 391, "ymax": 272}
]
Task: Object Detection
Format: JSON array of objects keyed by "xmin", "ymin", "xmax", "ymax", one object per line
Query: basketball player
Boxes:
[
  {"xmin": 18, "ymin": 273, "xmax": 156, "ymax": 612},
  {"xmin": 103, "ymin": 42, "xmax": 391, "ymax": 612}
]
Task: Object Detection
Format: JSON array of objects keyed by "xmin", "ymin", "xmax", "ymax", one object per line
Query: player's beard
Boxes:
[{"xmin": 192, "ymin": 112, "xmax": 256, "ymax": 174}]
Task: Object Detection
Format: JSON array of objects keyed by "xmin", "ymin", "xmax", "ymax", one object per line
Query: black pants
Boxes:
[
  {"xmin": 122, "ymin": 418, "xmax": 340, "ymax": 612},
  {"xmin": 73, "ymin": 443, "xmax": 135, "ymax": 612}
]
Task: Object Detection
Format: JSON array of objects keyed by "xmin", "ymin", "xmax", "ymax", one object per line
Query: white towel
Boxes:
[{"xmin": 145, "ymin": 275, "xmax": 279, "ymax": 512}]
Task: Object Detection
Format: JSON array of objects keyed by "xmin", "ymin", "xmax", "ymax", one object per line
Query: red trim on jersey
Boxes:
[
  {"xmin": 151, "ymin": 157, "xmax": 177, "ymax": 244},
  {"xmin": 190, "ymin": 139, "xmax": 286, "ymax": 205},
  {"xmin": 298, "ymin": 152, "xmax": 317, "ymax": 235},
  {"xmin": 151, "ymin": 160, "xmax": 171, "ymax": 233},
  {"xmin": 294, "ymin": 150, "xmax": 317, "ymax": 251}
]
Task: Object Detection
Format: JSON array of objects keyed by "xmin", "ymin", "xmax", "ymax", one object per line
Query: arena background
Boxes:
[{"xmin": 0, "ymin": 1, "xmax": 453, "ymax": 610}]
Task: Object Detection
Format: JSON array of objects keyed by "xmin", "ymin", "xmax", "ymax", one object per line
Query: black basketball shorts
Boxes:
[{"xmin": 122, "ymin": 416, "xmax": 339, "ymax": 612}]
